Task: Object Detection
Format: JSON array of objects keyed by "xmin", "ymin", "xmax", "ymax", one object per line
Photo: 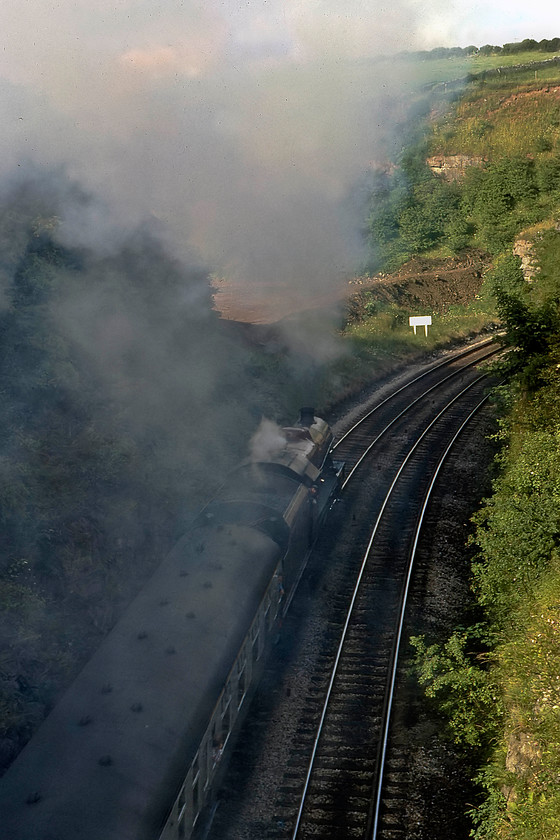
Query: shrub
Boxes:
[{"xmin": 410, "ymin": 630, "xmax": 503, "ymax": 749}]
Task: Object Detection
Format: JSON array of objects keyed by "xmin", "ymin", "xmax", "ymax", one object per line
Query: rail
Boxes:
[
  {"xmin": 367, "ymin": 390, "xmax": 494, "ymax": 839},
  {"xmin": 291, "ymin": 374, "xmax": 494, "ymax": 839},
  {"xmin": 336, "ymin": 342, "xmax": 500, "ymax": 488}
]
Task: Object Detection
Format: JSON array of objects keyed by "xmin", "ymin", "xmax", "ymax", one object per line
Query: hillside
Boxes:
[
  {"xmin": 2, "ymin": 45, "xmax": 560, "ymax": 838},
  {"xmin": 369, "ymin": 52, "xmax": 560, "ymax": 840}
]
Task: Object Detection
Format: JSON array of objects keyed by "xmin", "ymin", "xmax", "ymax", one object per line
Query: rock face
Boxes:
[
  {"xmin": 513, "ymin": 238, "xmax": 540, "ymax": 281},
  {"xmin": 500, "ymin": 730, "xmax": 543, "ymax": 805},
  {"xmin": 505, "ymin": 730, "xmax": 542, "ymax": 778},
  {"xmin": 427, "ymin": 154, "xmax": 487, "ymax": 181}
]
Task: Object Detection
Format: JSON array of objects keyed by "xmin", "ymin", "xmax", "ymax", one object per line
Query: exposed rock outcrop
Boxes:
[
  {"xmin": 505, "ymin": 730, "xmax": 542, "ymax": 778},
  {"xmin": 513, "ymin": 237, "xmax": 540, "ymax": 281},
  {"xmin": 427, "ymin": 154, "xmax": 487, "ymax": 181}
]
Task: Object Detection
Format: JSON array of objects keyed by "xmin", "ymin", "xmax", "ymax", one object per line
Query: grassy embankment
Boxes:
[
  {"xmin": 372, "ymin": 51, "xmax": 560, "ymax": 839},
  {"xmin": 322, "ymin": 48, "xmax": 560, "ymax": 413},
  {"xmin": 411, "ymin": 232, "xmax": 560, "ymax": 839}
]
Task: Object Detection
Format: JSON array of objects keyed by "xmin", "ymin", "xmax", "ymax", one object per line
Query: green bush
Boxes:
[
  {"xmin": 472, "ymin": 426, "xmax": 560, "ymax": 623},
  {"xmin": 410, "ymin": 630, "xmax": 503, "ymax": 749},
  {"xmin": 535, "ymin": 156, "xmax": 560, "ymax": 193},
  {"xmin": 462, "ymin": 158, "xmax": 538, "ymax": 253}
]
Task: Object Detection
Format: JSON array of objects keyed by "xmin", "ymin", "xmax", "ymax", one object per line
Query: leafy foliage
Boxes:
[
  {"xmin": 366, "ymin": 57, "xmax": 560, "ymax": 272},
  {"xmin": 367, "ymin": 155, "xmax": 468, "ymax": 269},
  {"xmin": 397, "ymin": 59, "xmax": 560, "ymax": 836},
  {"xmin": 461, "ymin": 158, "xmax": 539, "ymax": 253},
  {"xmin": 489, "ymin": 252, "xmax": 560, "ymax": 372},
  {"xmin": 423, "ymin": 226, "xmax": 560, "ymax": 837},
  {"xmin": 367, "ymin": 145, "xmax": 559, "ymax": 269},
  {"xmin": 472, "ymin": 427, "xmax": 560, "ymax": 624},
  {"xmin": 410, "ymin": 630, "xmax": 503, "ymax": 749}
]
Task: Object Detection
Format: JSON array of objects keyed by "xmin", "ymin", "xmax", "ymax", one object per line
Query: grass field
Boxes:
[
  {"xmin": 396, "ymin": 50, "xmax": 560, "ymax": 88},
  {"xmin": 430, "ymin": 78, "xmax": 560, "ymax": 157}
]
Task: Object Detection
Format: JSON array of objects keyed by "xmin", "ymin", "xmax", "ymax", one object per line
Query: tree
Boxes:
[
  {"xmin": 539, "ymin": 38, "xmax": 560, "ymax": 52},
  {"xmin": 502, "ymin": 39, "xmax": 539, "ymax": 54},
  {"xmin": 491, "ymin": 252, "xmax": 560, "ymax": 370},
  {"xmin": 535, "ymin": 155, "xmax": 560, "ymax": 195},
  {"xmin": 478, "ymin": 44, "xmax": 503, "ymax": 56},
  {"xmin": 462, "ymin": 158, "xmax": 538, "ymax": 253}
]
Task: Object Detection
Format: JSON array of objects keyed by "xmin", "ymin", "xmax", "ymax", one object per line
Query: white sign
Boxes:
[{"xmin": 409, "ymin": 315, "xmax": 432, "ymax": 336}]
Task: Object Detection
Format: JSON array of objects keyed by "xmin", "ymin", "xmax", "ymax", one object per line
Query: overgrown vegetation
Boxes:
[
  {"xmin": 367, "ymin": 122, "xmax": 560, "ymax": 272},
  {"xmin": 401, "ymin": 45, "xmax": 560, "ymax": 839},
  {"xmin": 3, "ymin": 38, "xmax": 560, "ymax": 825},
  {"xmin": 343, "ymin": 43, "xmax": 560, "ymax": 488},
  {"xmin": 410, "ymin": 244, "xmax": 560, "ymax": 838}
]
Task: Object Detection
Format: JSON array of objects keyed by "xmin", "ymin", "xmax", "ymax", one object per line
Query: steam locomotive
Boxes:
[{"xmin": 0, "ymin": 408, "xmax": 342, "ymax": 840}]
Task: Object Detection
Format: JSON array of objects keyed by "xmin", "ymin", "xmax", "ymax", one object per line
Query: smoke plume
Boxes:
[
  {"xmin": 0, "ymin": 0, "xmax": 446, "ymax": 328},
  {"xmin": 249, "ymin": 418, "xmax": 287, "ymax": 463}
]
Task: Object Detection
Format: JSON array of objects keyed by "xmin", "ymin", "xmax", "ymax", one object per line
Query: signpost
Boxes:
[{"xmin": 409, "ymin": 315, "xmax": 432, "ymax": 336}]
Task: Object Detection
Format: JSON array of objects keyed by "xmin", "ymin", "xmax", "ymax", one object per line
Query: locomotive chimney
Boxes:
[{"xmin": 299, "ymin": 407, "xmax": 315, "ymax": 427}]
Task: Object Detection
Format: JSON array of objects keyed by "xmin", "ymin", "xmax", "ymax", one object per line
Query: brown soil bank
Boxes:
[
  {"xmin": 216, "ymin": 250, "xmax": 492, "ymax": 354},
  {"xmin": 213, "ymin": 250, "xmax": 491, "ymax": 326},
  {"xmin": 349, "ymin": 249, "xmax": 490, "ymax": 312}
]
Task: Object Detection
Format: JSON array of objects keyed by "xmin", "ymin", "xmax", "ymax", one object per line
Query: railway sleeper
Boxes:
[
  {"xmin": 323, "ymin": 709, "xmax": 381, "ymax": 724},
  {"xmin": 328, "ymin": 686, "xmax": 381, "ymax": 700},
  {"xmin": 302, "ymin": 810, "xmax": 368, "ymax": 828},
  {"xmin": 337, "ymin": 648, "xmax": 392, "ymax": 662},
  {"xmin": 319, "ymin": 728, "xmax": 377, "ymax": 745},
  {"xmin": 310, "ymin": 769, "xmax": 376, "ymax": 785},
  {"xmin": 314, "ymin": 757, "xmax": 376, "ymax": 773},
  {"xmin": 295, "ymin": 718, "xmax": 324, "ymax": 731},
  {"xmin": 384, "ymin": 762, "xmax": 409, "ymax": 774},
  {"xmin": 333, "ymin": 666, "xmax": 383, "ymax": 679}
]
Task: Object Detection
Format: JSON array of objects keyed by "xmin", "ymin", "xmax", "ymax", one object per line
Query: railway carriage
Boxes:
[{"xmin": 0, "ymin": 409, "xmax": 342, "ymax": 840}]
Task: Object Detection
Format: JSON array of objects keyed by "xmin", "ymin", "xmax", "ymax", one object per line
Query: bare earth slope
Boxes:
[{"xmin": 212, "ymin": 250, "xmax": 490, "ymax": 344}]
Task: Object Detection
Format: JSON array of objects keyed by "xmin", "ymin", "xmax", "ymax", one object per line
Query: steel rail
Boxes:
[
  {"xmin": 332, "ymin": 336, "xmax": 499, "ymax": 454},
  {"xmin": 339, "ymin": 346, "xmax": 498, "ymax": 490},
  {"xmin": 290, "ymin": 373, "xmax": 491, "ymax": 840},
  {"xmin": 368, "ymin": 390, "xmax": 493, "ymax": 840}
]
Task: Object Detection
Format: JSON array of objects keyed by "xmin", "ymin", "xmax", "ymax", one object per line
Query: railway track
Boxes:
[
  {"xmin": 332, "ymin": 336, "xmax": 499, "ymax": 484},
  {"xmin": 204, "ymin": 338, "xmax": 502, "ymax": 840},
  {"xmin": 291, "ymin": 383, "xmax": 495, "ymax": 840}
]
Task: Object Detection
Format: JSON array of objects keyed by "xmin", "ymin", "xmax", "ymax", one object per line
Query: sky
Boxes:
[
  {"xmin": 0, "ymin": 1, "xmax": 559, "ymax": 316},
  {"xmin": 420, "ymin": 1, "xmax": 559, "ymax": 48}
]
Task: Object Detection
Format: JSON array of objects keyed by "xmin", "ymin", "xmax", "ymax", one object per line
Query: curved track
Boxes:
[
  {"xmin": 333, "ymin": 337, "xmax": 499, "ymax": 485},
  {"xmin": 205, "ymin": 338, "xmax": 502, "ymax": 840},
  {"xmin": 290, "ymin": 384, "xmax": 494, "ymax": 839}
]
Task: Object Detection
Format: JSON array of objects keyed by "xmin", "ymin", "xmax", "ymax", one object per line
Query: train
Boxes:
[{"xmin": 0, "ymin": 408, "xmax": 343, "ymax": 840}]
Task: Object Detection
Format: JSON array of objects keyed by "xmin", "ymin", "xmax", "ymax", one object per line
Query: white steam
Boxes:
[{"xmin": 249, "ymin": 419, "xmax": 287, "ymax": 462}]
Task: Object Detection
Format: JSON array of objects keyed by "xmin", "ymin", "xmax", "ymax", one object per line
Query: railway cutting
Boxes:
[{"xmin": 206, "ymin": 338, "xmax": 501, "ymax": 840}]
